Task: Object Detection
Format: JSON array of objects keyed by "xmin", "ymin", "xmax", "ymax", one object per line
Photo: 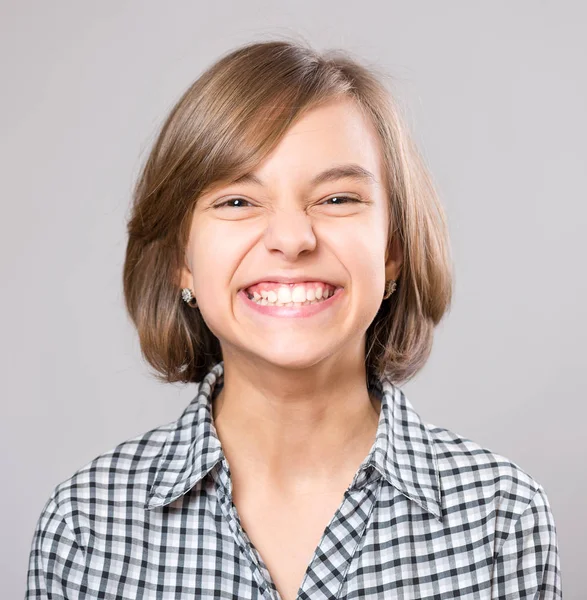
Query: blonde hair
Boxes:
[{"xmin": 123, "ymin": 38, "xmax": 453, "ymax": 385}]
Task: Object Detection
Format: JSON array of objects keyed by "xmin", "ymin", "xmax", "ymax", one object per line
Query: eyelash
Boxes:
[{"xmin": 214, "ymin": 196, "xmax": 361, "ymax": 209}]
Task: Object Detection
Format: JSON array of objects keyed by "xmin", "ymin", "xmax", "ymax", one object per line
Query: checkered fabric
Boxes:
[{"xmin": 26, "ymin": 360, "xmax": 562, "ymax": 598}]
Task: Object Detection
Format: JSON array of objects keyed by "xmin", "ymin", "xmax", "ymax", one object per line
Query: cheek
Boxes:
[
  {"xmin": 335, "ymin": 221, "xmax": 387, "ymax": 303},
  {"xmin": 189, "ymin": 225, "xmax": 245, "ymax": 298},
  {"xmin": 339, "ymin": 218, "xmax": 385, "ymax": 268}
]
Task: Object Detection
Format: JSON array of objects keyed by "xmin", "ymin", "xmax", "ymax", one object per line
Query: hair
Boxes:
[{"xmin": 122, "ymin": 36, "xmax": 453, "ymax": 386}]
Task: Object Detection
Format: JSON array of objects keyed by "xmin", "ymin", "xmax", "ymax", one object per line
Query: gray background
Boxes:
[{"xmin": 2, "ymin": 1, "xmax": 585, "ymax": 596}]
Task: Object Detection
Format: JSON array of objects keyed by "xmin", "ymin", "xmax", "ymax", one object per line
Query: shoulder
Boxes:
[
  {"xmin": 423, "ymin": 423, "xmax": 560, "ymax": 591},
  {"xmin": 427, "ymin": 422, "xmax": 541, "ymax": 498},
  {"xmin": 39, "ymin": 418, "xmax": 176, "ymax": 549},
  {"xmin": 425, "ymin": 422, "xmax": 554, "ymax": 549},
  {"xmin": 55, "ymin": 417, "xmax": 174, "ymax": 500},
  {"xmin": 26, "ymin": 417, "xmax": 183, "ymax": 594}
]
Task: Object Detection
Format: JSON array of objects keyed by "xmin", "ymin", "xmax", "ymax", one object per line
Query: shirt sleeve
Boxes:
[
  {"xmin": 25, "ymin": 492, "xmax": 87, "ymax": 599},
  {"xmin": 491, "ymin": 485, "xmax": 562, "ymax": 598}
]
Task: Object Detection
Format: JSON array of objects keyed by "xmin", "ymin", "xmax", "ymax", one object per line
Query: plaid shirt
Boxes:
[{"xmin": 26, "ymin": 360, "xmax": 562, "ymax": 598}]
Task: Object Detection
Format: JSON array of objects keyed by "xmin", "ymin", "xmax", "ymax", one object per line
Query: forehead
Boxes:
[{"xmin": 254, "ymin": 98, "xmax": 383, "ymax": 186}]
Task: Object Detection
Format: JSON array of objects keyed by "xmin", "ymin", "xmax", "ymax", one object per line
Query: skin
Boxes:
[{"xmin": 179, "ymin": 97, "xmax": 402, "ymax": 598}]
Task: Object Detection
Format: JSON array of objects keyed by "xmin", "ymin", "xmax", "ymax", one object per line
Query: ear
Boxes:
[
  {"xmin": 384, "ymin": 234, "xmax": 403, "ymax": 282},
  {"xmin": 179, "ymin": 255, "xmax": 193, "ymax": 290}
]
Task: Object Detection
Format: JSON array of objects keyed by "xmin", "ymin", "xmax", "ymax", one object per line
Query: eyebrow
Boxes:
[{"xmin": 230, "ymin": 163, "xmax": 378, "ymax": 187}]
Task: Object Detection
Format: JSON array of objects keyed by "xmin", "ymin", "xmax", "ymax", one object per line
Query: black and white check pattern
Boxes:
[{"xmin": 26, "ymin": 360, "xmax": 562, "ymax": 598}]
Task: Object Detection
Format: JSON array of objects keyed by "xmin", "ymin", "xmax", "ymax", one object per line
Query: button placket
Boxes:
[
  {"xmin": 212, "ymin": 460, "xmax": 281, "ymax": 599},
  {"xmin": 296, "ymin": 476, "xmax": 383, "ymax": 600}
]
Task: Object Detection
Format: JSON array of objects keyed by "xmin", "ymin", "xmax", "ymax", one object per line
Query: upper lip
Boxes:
[{"xmin": 240, "ymin": 275, "xmax": 343, "ymax": 291}]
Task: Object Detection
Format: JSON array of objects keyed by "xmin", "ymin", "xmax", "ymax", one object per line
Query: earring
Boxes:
[
  {"xmin": 181, "ymin": 287, "xmax": 198, "ymax": 308},
  {"xmin": 382, "ymin": 279, "xmax": 397, "ymax": 300}
]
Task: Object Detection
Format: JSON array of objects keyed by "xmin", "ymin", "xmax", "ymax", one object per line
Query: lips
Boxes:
[{"xmin": 239, "ymin": 284, "xmax": 344, "ymax": 317}]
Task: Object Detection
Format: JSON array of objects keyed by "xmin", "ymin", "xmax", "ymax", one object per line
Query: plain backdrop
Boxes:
[{"xmin": 2, "ymin": 1, "xmax": 585, "ymax": 597}]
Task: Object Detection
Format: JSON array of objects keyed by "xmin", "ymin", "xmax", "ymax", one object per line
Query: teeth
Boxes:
[
  {"xmin": 247, "ymin": 285, "xmax": 337, "ymax": 306},
  {"xmin": 251, "ymin": 296, "xmax": 328, "ymax": 307},
  {"xmin": 246, "ymin": 282, "xmax": 338, "ymax": 306},
  {"xmin": 291, "ymin": 286, "xmax": 307, "ymax": 303}
]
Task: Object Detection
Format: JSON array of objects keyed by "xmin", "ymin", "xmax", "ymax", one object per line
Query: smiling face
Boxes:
[{"xmin": 180, "ymin": 97, "xmax": 402, "ymax": 373}]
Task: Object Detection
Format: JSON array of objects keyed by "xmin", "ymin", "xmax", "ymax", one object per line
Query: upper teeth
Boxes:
[{"xmin": 245, "ymin": 282, "xmax": 337, "ymax": 304}]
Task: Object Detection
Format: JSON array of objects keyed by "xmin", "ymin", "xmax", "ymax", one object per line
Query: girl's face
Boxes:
[{"xmin": 180, "ymin": 98, "xmax": 402, "ymax": 373}]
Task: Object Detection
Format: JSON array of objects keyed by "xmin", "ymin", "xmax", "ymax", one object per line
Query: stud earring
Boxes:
[
  {"xmin": 382, "ymin": 279, "xmax": 397, "ymax": 300},
  {"xmin": 181, "ymin": 287, "xmax": 198, "ymax": 308}
]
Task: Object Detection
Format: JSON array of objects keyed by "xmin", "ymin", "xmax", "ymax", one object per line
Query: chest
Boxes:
[{"xmin": 233, "ymin": 488, "xmax": 348, "ymax": 600}]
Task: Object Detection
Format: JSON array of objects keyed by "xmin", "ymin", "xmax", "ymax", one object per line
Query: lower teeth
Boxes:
[{"xmin": 248, "ymin": 295, "xmax": 329, "ymax": 307}]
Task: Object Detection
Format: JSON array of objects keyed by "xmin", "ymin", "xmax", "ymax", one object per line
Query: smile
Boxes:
[{"xmin": 238, "ymin": 286, "xmax": 344, "ymax": 318}]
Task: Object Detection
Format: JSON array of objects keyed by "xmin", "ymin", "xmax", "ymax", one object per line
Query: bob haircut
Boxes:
[{"xmin": 122, "ymin": 37, "xmax": 453, "ymax": 386}]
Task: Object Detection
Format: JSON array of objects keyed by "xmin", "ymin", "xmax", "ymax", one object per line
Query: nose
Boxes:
[{"xmin": 262, "ymin": 207, "xmax": 317, "ymax": 261}]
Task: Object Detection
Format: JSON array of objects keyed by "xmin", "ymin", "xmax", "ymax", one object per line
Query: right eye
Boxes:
[{"xmin": 214, "ymin": 197, "xmax": 253, "ymax": 208}]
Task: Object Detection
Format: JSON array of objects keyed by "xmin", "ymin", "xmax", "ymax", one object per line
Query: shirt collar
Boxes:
[{"xmin": 145, "ymin": 361, "xmax": 442, "ymax": 521}]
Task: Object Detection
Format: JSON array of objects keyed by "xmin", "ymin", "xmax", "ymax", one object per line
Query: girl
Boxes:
[{"xmin": 26, "ymin": 39, "xmax": 561, "ymax": 599}]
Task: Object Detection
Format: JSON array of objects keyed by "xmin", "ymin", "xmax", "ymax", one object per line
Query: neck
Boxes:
[{"xmin": 211, "ymin": 359, "xmax": 381, "ymax": 494}]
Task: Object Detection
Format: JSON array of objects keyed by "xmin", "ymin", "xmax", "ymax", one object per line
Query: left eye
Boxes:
[{"xmin": 321, "ymin": 196, "xmax": 361, "ymax": 205}]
